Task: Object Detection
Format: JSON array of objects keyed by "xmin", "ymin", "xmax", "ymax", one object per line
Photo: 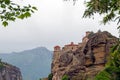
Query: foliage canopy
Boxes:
[
  {"xmin": 0, "ymin": 0, "xmax": 37, "ymax": 27},
  {"xmin": 83, "ymin": 0, "xmax": 120, "ymax": 27}
]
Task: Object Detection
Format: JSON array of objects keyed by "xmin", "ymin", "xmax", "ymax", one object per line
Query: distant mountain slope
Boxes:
[{"xmin": 0, "ymin": 47, "xmax": 53, "ymax": 80}]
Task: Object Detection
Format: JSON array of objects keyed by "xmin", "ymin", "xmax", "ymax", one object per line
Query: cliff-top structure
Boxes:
[
  {"xmin": 52, "ymin": 31, "xmax": 118, "ymax": 80},
  {"xmin": 0, "ymin": 61, "xmax": 22, "ymax": 80},
  {"xmin": 54, "ymin": 31, "xmax": 91, "ymax": 53}
]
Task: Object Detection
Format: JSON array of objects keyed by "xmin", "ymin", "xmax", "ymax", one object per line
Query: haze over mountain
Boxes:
[{"xmin": 0, "ymin": 47, "xmax": 53, "ymax": 80}]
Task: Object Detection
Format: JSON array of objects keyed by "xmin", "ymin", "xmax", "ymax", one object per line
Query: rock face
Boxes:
[
  {"xmin": 0, "ymin": 62, "xmax": 22, "ymax": 80},
  {"xmin": 51, "ymin": 31, "xmax": 118, "ymax": 80}
]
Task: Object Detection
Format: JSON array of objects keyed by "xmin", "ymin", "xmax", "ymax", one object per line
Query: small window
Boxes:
[{"xmin": 72, "ymin": 47, "xmax": 73, "ymax": 50}]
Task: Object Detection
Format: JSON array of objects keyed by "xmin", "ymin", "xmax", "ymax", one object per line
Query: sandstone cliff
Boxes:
[
  {"xmin": 0, "ymin": 61, "xmax": 22, "ymax": 80},
  {"xmin": 52, "ymin": 31, "xmax": 118, "ymax": 80}
]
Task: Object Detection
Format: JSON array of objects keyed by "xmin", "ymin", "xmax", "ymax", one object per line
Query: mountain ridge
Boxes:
[
  {"xmin": 0, "ymin": 47, "xmax": 53, "ymax": 80},
  {"xmin": 0, "ymin": 47, "xmax": 52, "ymax": 54}
]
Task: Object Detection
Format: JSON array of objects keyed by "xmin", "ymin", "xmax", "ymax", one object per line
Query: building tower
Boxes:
[{"xmin": 54, "ymin": 45, "xmax": 61, "ymax": 53}]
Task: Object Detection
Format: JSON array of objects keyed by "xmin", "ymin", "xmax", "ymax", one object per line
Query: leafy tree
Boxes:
[
  {"xmin": 0, "ymin": 0, "xmax": 37, "ymax": 27},
  {"xmin": 83, "ymin": 0, "xmax": 120, "ymax": 27}
]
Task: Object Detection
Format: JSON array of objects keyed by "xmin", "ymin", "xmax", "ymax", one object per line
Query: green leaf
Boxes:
[
  {"xmin": 21, "ymin": 9, "xmax": 25, "ymax": 12},
  {"xmin": 32, "ymin": 7, "xmax": 38, "ymax": 10},
  {"xmin": 28, "ymin": 4, "xmax": 31, "ymax": 8},
  {"xmin": 31, "ymin": 10, "xmax": 34, "ymax": 13},
  {"xmin": 18, "ymin": 14, "xmax": 25, "ymax": 19},
  {"xmin": 11, "ymin": 12, "xmax": 15, "ymax": 16},
  {"xmin": 24, "ymin": 12, "xmax": 31, "ymax": 18},
  {"xmin": 5, "ymin": 0, "xmax": 10, "ymax": 4},
  {"xmin": 9, "ymin": 17, "xmax": 16, "ymax": 21},
  {"xmin": 16, "ymin": 12, "xmax": 20, "ymax": 15},
  {"xmin": 2, "ymin": 21, "xmax": 8, "ymax": 27},
  {"xmin": 1, "ymin": 4, "xmax": 6, "ymax": 8}
]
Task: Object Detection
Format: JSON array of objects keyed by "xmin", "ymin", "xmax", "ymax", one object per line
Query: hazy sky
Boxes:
[{"xmin": 0, "ymin": 0, "xmax": 118, "ymax": 53}]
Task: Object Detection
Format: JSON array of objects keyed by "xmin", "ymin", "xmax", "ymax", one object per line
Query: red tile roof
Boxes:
[{"xmin": 54, "ymin": 46, "xmax": 60, "ymax": 48}]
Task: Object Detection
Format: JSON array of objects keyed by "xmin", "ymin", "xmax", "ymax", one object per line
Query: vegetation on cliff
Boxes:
[
  {"xmin": 95, "ymin": 43, "xmax": 120, "ymax": 80},
  {"xmin": 0, "ymin": 59, "xmax": 4, "ymax": 70},
  {"xmin": 62, "ymin": 75, "xmax": 70, "ymax": 80},
  {"xmin": 48, "ymin": 73, "xmax": 53, "ymax": 80},
  {"xmin": 84, "ymin": 0, "xmax": 120, "ymax": 80}
]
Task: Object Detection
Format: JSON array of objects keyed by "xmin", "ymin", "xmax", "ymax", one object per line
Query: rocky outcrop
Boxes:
[
  {"xmin": 0, "ymin": 62, "xmax": 22, "ymax": 80},
  {"xmin": 51, "ymin": 31, "xmax": 118, "ymax": 80}
]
